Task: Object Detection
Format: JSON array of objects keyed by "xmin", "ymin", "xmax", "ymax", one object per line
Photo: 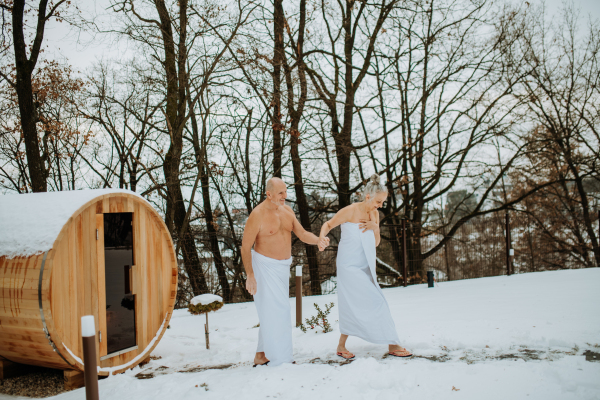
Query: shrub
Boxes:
[
  {"xmin": 300, "ymin": 302, "xmax": 334, "ymax": 333},
  {"xmin": 188, "ymin": 301, "xmax": 224, "ymax": 315}
]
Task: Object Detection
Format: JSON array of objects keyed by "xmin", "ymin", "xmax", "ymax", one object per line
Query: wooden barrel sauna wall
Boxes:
[{"xmin": 0, "ymin": 189, "xmax": 177, "ymax": 375}]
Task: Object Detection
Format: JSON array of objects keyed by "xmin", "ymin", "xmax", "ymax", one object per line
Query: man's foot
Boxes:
[
  {"xmin": 388, "ymin": 347, "xmax": 412, "ymax": 358},
  {"xmin": 253, "ymin": 353, "xmax": 270, "ymax": 367},
  {"xmin": 252, "ymin": 360, "xmax": 270, "ymax": 367}
]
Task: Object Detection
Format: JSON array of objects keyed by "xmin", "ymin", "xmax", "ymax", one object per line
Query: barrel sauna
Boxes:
[{"xmin": 0, "ymin": 189, "xmax": 177, "ymax": 380}]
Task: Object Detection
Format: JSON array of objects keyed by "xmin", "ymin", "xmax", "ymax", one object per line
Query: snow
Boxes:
[
  {"xmin": 60, "ymin": 317, "xmax": 169, "ymax": 374},
  {"xmin": 42, "ymin": 268, "xmax": 600, "ymax": 399},
  {"xmin": 190, "ymin": 294, "xmax": 224, "ymax": 306},
  {"xmin": 0, "ymin": 189, "xmax": 147, "ymax": 258}
]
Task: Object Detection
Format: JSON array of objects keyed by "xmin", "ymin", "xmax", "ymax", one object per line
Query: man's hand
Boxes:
[
  {"xmin": 318, "ymin": 236, "xmax": 330, "ymax": 251},
  {"xmin": 246, "ymin": 274, "xmax": 257, "ymax": 296}
]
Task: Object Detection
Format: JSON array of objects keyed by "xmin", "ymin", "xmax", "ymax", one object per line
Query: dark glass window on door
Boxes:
[{"xmin": 104, "ymin": 213, "xmax": 136, "ymax": 354}]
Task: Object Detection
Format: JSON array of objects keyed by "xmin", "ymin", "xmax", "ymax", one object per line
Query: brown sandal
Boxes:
[
  {"xmin": 337, "ymin": 351, "xmax": 355, "ymax": 360},
  {"xmin": 388, "ymin": 348, "xmax": 413, "ymax": 358}
]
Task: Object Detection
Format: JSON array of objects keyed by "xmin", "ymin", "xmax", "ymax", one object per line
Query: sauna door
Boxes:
[{"xmin": 103, "ymin": 213, "xmax": 137, "ymax": 355}]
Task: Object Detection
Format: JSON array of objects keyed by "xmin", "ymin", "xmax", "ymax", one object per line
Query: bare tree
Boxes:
[
  {"xmin": 0, "ymin": 0, "xmax": 72, "ymax": 192},
  {"xmin": 81, "ymin": 60, "xmax": 165, "ymax": 192},
  {"xmin": 109, "ymin": 0, "xmax": 209, "ymax": 294},
  {"xmin": 515, "ymin": 3, "xmax": 600, "ymax": 267}
]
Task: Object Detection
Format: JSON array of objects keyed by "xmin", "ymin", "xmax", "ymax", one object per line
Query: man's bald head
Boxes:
[
  {"xmin": 266, "ymin": 177, "xmax": 285, "ymax": 193},
  {"xmin": 265, "ymin": 177, "xmax": 287, "ymax": 207}
]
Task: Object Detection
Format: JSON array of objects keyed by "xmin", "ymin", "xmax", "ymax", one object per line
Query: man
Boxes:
[{"xmin": 242, "ymin": 177, "xmax": 328, "ymax": 366}]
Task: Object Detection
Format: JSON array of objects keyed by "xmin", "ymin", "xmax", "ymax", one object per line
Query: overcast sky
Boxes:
[{"xmin": 40, "ymin": 0, "xmax": 600, "ymax": 73}]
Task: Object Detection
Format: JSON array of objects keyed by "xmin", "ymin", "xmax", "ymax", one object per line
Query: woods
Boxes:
[{"xmin": 0, "ymin": 0, "xmax": 598, "ymax": 304}]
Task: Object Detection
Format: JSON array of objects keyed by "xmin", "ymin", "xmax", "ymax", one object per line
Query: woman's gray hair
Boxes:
[{"xmin": 364, "ymin": 174, "xmax": 388, "ymax": 199}]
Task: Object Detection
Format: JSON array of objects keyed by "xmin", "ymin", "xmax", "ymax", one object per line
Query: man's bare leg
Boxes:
[
  {"xmin": 336, "ymin": 334, "xmax": 354, "ymax": 359},
  {"xmin": 254, "ymin": 352, "xmax": 269, "ymax": 365}
]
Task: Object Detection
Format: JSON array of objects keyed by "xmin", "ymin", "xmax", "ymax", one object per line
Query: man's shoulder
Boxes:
[
  {"xmin": 247, "ymin": 203, "xmax": 265, "ymax": 221},
  {"xmin": 281, "ymin": 204, "xmax": 298, "ymax": 218}
]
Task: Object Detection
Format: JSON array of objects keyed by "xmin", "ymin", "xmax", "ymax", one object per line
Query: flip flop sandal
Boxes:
[
  {"xmin": 253, "ymin": 361, "xmax": 270, "ymax": 367},
  {"xmin": 388, "ymin": 348, "xmax": 413, "ymax": 358},
  {"xmin": 337, "ymin": 351, "xmax": 356, "ymax": 360}
]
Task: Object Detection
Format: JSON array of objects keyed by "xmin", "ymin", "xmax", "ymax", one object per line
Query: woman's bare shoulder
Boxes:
[{"xmin": 338, "ymin": 204, "xmax": 357, "ymax": 218}]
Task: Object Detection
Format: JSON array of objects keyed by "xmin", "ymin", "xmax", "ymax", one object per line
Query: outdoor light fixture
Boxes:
[
  {"xmin": 296, "ymin": 265, "xmax": 303, "ymax": 327},
  {"xmin": 81, "ymin": 316, "xmax": 99, "ymax": 400}
]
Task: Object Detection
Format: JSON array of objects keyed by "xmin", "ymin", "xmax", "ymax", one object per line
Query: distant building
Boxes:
[{"xmin": 445, "ymin": 190, "xmax": 477, "ymax": 221}]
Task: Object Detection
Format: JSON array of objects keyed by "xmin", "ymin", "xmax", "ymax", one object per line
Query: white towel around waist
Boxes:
[{"xmin": 252, "ymin": 249, "xmax": 294, "ymax": 365}]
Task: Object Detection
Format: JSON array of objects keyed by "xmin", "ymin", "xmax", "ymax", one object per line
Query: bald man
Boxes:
[{"xmin": 242, "ymin": 177, "xmax": 328, "ymax": 366}]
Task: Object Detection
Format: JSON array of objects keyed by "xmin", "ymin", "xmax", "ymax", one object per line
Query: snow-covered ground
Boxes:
[{"xmin": 49, "ymin": 268, "xmax": 600, "ymax": 399}]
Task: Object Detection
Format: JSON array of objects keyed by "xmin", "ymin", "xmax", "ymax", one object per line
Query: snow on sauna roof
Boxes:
[{"xmin": 0, "ymin": 189, "xmax": 148, "ymax": 259}]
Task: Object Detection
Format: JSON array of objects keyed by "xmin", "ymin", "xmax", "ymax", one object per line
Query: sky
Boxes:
[{"xmin": 40, "ymin": 0, "xmax": 600, "ymax": 74}]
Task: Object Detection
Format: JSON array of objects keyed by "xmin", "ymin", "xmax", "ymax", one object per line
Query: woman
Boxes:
[{"xmin": 318, "ymin": 174, "xmax": 412, "ymax": 359}]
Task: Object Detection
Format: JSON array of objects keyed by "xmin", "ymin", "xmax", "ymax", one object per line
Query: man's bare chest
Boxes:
[{"xmin": 259, "ymin": 212, "xmax": 293, "ymax": 237}]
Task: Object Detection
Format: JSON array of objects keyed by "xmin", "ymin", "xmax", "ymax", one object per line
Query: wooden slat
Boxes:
[
  {"xmin": 51, "ymin": 241, "xmax": 64, "ymax": 343},
  {"xmin": 76, "ymin": 213, "xmax": 85, "ymax": 356},
  {"xmin": 0, "ymin": 331, "xmax": 57, "ymax": 344},
  {"xmin": 0, "ymin": 308, "xmax": 44, "ymax": 318},
  {"xmin": 64, "ymin": 370, "xmax": 84, "ymax": 390},
  {"xmin": 86, "ymin": 208, "xmax": 100, "ymax": 365},
  {"xmin": 2, "ymin": 354, "xmax": 68, "ymax": 370},
  {"xmin": 67, "ymin": 218, "xmax": 77, "ymax": 357},
  {"xmin": 96, "ymin": 214, "xmax": 107, "ymax": 358},
  {"xmin": 0, "ymin": 316, "xmax": 45, "ymax": 328}
]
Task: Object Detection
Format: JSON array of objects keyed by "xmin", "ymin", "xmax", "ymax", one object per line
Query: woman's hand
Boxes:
[
  {"xmin": 318, "ymin": 235, "xmax": 330, "ymax": 251},
  {"xmin": 359, "ymin": 219, "xmax": 378, "ymax": 233}
]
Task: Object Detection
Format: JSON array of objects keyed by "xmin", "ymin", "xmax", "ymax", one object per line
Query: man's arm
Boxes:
[
  {"xmin": 241, "ymin": 211, "xmax": 260, "ymax": 295},
  {"xmin": 286, "ymin": 205, "xmax": 320, "ymax": 245}
]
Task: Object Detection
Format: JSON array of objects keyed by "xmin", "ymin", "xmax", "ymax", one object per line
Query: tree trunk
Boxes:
[
  {"xmin": 280, "ymin": 0, "xmax": 321, "ymax": 294},
  {"xmin": 156, "ymin": 0, "xmax": 208, "ymax": 295},
  {"xmin": 11, "ymin": 0, "xmax": 49, "ymax": 192},
  {"xmin": 200, "ymin": 164, "xmax": 232, "ymax": 301},
  {"xmin": 271, "ymin": 0, "xmax": 284, "ymax": 177},
  {"xmin": 290, "ymin": 136, "xmax": 321, "ymax": 295}
]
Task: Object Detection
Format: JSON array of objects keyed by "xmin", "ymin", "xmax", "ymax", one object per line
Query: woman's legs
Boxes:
[
  {"xmin": 337, "ymin": 334, "xmax": 349, "ymax": 352},
  {"xmin": 336, "ymin": 334, "xmax": 355, "ymax": 358}
]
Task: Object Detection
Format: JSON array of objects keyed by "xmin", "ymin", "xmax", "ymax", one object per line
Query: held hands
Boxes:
[
  {"xmin": 246, "ymin": 274, "xmax": 257, "ymax": 296},
  {"xmin": 359, "ymin": 219, "xmax": 378, "ymax": 233},
  {"xmin": 318, "ymin": 236, "xmax": 330, "ymax": 251}
]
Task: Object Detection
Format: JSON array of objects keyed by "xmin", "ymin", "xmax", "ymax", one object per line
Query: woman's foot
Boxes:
[
  {"xmin": 388, "ymin": 345, "xmax": 412, "ymax": 358},
  {"xmin": 336, "ymin": 346, "xmax": 355, "ymax": 359}
]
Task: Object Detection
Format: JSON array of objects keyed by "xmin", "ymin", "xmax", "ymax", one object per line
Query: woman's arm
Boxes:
[{"xmin": 319, "ymin": 205, "xmax": 354, "ymax": 246}]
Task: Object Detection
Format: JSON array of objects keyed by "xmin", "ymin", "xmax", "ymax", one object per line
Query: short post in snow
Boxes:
[
  {"xmin": 81, "ymin": 316, "xmax": 99, "ymax": 400},
  {"xmin": 205, "ymin": 313, "xmax": 210, "ymax": 350},
  {"xmin": 427, "ymin": 271, "xmax": 434, "ymax": 288},
  {"xmin": 296, "ymin": 265, "xmax": 302, "ymax": 327},
  {"xmin": 402, "ymin": 219, "xmax": 408, "ymax": 287},
  {"xmin": 505, "ymin": 212, "xmax": 512, "ymax": 276}
]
